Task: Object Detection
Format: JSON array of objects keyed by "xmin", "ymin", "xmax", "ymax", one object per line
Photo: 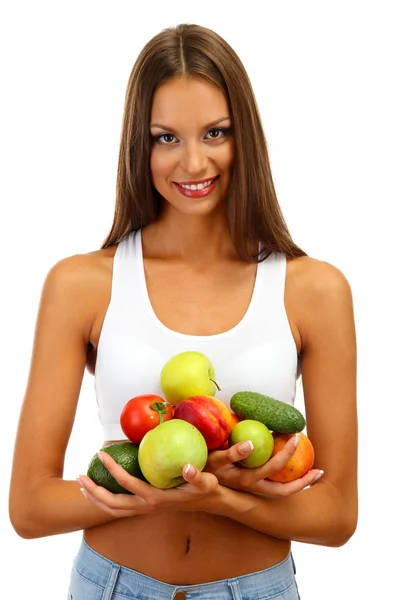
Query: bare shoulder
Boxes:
[
  {"xmin": 45, "ymin": 246, "xmax": 116, "ymax": 296},
  {"xmin": 287, "ymin": 254, "xmax": 353, "ymax": 302},
  {"xmin": 45, "ymin": 245, "xmax": 116, "ymax": 286},
  {"xmin": 285, "ymin": 255, "xmax": 355, "ymax": 350},
  {"xmin": 39, "ymin": 246, "xmax": 117, "ymax": 341}
]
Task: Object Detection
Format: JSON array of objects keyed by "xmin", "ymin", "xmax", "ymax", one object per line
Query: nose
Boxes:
[{"xmin": 180, "ymin": 140, "xmax": 208, "ymax": 176}]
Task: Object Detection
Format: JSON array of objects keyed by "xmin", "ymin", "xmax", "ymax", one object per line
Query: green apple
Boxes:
[
  {"xmin": 138, "ymin": 419, "xmax": 208, "ymax": 489},
  {"xmin": 228, "ymin": 419, "xmax": 274, "ymax": 468},
  {"xmin": 160, "ymin": 351, "xmax": 217, "ymax": 405}
]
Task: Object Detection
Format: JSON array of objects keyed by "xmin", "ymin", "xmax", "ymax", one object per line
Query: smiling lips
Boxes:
[{"xmin": 174, "ymin": 175, "xmax": 219, "ymax": 198}]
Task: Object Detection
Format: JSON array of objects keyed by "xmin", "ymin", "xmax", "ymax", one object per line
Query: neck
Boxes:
[{"xmin": 142, "ymin": 206, "xmax": 237, "ymax": 265}]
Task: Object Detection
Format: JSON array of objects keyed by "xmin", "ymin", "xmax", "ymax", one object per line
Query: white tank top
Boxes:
[{"xmin": 94, "ymin": 230, "xmax": 301, "ymax": 440}]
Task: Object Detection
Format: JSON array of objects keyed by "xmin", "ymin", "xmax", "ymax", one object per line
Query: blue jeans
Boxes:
[{"xmin": 67, "ymin": 539, "xmax": 300, "ymax": 599}]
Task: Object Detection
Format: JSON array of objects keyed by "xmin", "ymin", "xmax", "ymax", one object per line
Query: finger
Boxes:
[
  {"xmin": 80, "ymin": 483, "xmax": 128, "ymax": 515},
  {"xmin": 259, "ymin": 471, "xmax": 316, "ymax": 496},
  {"xmin": 253, "ymin": 434, "xmax": 302, "ymax": 479},
  {"xmin": 78, "ymin": 475, "xmax": 150, "ymax": 516},
  {"xmin": 252, "ymin": 468, "xmax": 323, "ymax": 497},
  {"xmin": 79, "ymin": 474, "xmax": 148, "ymax": 513},
  {"xmin": 96, "ymin": 450, "xmax": 152, "ymax": 497},
  {"xmin": 82, "ymin": 488, "xmax": 139, "ymax": 518},
  {"xmin": 181, "ymin": 464, "xmax": 219, "ymax": 494},
  {"xmin": 208, "ymin": 434, "xmax": 303, "ymax": 488},
  {"xmin": 206, "ymin": 440, "xmax": 254, "ymax": 470}
]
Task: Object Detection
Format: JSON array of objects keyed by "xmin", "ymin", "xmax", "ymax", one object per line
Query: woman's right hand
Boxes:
[{"xmin": 78, "ymin": 450, "xmax": 220, "ymax": 519}]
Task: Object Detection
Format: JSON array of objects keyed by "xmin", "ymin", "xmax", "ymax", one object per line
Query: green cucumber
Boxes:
[{"xmin": 230, "ymin": 391, "xmax": 305, "ymax": 433}]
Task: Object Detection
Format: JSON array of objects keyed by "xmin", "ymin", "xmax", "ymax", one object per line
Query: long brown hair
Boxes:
[{"xmin": 102, "ymin": 23, "xmax": 306, "ymax": 261}]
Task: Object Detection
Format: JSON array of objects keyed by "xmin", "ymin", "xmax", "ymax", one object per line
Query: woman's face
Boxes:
[{"xmin": 150, "ymin": 76, "xmax": 234, "ymax": 218}]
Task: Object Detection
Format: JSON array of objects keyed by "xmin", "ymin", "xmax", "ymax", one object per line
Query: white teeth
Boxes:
[{"xmin": 180, "ymin": 178, "xmax": 215, "ymax": 191}]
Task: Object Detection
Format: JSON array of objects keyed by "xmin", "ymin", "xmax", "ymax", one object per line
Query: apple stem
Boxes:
[
  {"xmin": 210, "ymin": 378, "xmax": 221, "ymax": 392},
  {"xmin": 150, "ymin": 401, "xmax": 169, "ymax": 424}
]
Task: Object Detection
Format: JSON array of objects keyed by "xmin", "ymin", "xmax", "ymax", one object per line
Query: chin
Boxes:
[
  {"xmin": 178, "ymin": 199, "xmax": 223, "ymax": 217},
  {"xmin": 170, "ymin": 192, "xmax": 228, "ymax": 218}
]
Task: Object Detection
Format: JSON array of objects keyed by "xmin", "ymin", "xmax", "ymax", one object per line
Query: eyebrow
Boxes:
[{"xmin": 150, "ymin": 117, "xmax": 231, "ymax": 133}]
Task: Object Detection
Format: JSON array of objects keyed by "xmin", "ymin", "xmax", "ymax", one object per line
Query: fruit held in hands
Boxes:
[
  {"xmin": 267, "ymin": 432, "xmax": 315, "ymax": 482},
  {"xmin": 228, "ymin": 419, "xmax": 274, "ymax": 468},
  {"xmin": 160, "ymin": 351, "xmax": 218, "ymax": 406},
  {"xmin": 173, "ymin": 395, "xmax": 236, "ymax": 450},
  {"xmin": 217, "ymin": 414, "xmax": 242, "ymax": 449},
  {"xmin": 230, "ymin": 391, "xmax": 306, "ymax": 433},
  {"xmin": 138, "ymin": 419, "xmax": 208, "ymax": 489},
  {"xmin": 87, "ymin": 441, "xmax": 144, "ymax": 494},
  {"xmin": 120, "ymin": 394, "xmax": 174, "ymax": 444},
  {"xmin": 230, "ymin": 413, "xmax": 242, "ymax": 427}
]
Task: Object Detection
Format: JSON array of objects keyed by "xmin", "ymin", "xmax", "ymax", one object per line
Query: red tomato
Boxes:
[{"xmin": 120, "ymin": 394, "xmax": 174, "ymax": 444}]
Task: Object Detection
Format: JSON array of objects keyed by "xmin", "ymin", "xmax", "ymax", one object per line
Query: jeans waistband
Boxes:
[{"xmin": 74, "ymin": 539, "xmax": 296, "ymax": 599}]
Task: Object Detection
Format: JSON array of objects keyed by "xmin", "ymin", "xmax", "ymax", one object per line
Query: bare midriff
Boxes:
[{"xmin": 84, "ymin": 503, "xmax": 290, "ymax": 584}]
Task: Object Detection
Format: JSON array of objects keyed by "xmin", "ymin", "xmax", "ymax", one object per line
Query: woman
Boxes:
[{"xmin": 9, "ymin": 23, "xmax": 358, "ymax": 599}]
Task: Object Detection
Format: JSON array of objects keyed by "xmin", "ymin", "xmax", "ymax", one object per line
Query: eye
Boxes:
[
  {"xmin": 205, "ymin": 127, "xmax": 231, "ymax": 140},
  {"xmin": 152, "ymin": 127, "xmax": 232, "ymax": 144},
  {"xmin": 153, "ymin": 133, "xmax": 178, "ymax": 145}
]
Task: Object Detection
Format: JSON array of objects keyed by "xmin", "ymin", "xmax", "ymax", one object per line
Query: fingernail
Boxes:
[
  {"xmin": 184, "ymin": 464, "xmax": 196, "ymax": 477},
  {"xmin": 97, "ymin": 451, "xmax": 105, "ymax": 463},
  {"xmin": 314, "ymin": 470, "xmax": 324, "ymax": 482},
  {"xmin": 80, "ymin": 487, "xmax": 88, "ymax": 499},
  {"xmin": 239, "ymin": 440, "xmax": 254, "ymax": 454},
  {"xmin": 293, "ymin": 433, "xmax": 300, "ymax": 448},
  {"xmin": 76, "ymin": 476, "xmax": 83, "ymax": 486}
]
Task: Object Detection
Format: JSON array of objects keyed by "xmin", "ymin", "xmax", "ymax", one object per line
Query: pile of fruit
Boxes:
[{"xmin": 87, "ymin": 351, "xmax": 315, "ymax": 493}]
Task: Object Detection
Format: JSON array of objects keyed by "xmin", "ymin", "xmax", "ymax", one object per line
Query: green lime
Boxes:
[
  {"xmin": 87, "ymin": 441, "xmax": 144, "ymax": 494},
  {"xmin": 229, "ymin": 419, "xmax": 274, "ymax": 468}
]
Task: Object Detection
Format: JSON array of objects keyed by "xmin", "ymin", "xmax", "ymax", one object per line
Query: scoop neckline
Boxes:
[{"xmin": 134, "ymin": 229, "xmax": 263, "ymax": 341}]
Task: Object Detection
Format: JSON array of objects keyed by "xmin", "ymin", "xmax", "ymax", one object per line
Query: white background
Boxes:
[{"xmin": 1, "ymin": 1, "xmax": 399, "ymax": 598}]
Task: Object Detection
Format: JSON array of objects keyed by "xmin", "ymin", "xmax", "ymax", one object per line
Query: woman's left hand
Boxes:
[{"xmin": 205, "ymin": 436, "xmax": 322, "ymax": 497}]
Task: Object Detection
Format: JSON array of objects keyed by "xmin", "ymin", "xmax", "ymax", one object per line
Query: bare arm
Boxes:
[
  {"xmin": 9, "ymin": 253, "xmax": 222, "ymax": 539},
  {"xmin": 8, "ymin": 255, "xmax": 124, "ymax": 538}
]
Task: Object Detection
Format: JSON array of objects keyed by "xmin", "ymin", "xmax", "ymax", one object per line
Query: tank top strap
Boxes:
[
  {"xmin": 109, "ymin": 230, "xmax": 141, "ymax": 308},
  {"xmin": 249, "ymin": 251, "xmax": 288, "ymax": 324}
]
